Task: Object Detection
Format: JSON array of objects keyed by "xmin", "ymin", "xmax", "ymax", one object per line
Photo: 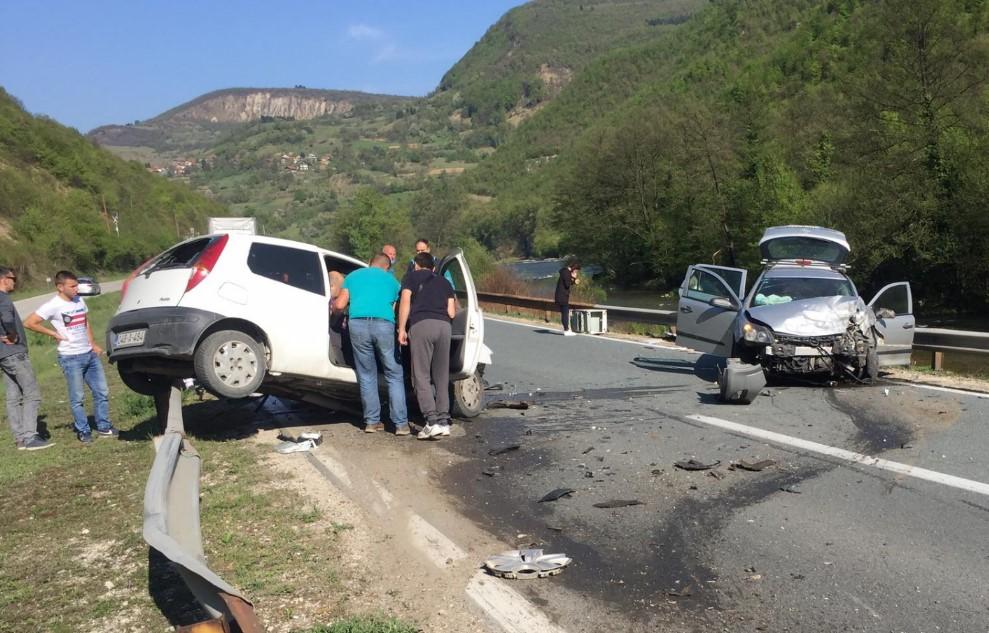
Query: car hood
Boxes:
[{"xmin": 747, "ymin": 296, "xmax": 873, "ymax": 337}]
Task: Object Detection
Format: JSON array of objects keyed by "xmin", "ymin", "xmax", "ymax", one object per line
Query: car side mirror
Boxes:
[
  {"xmin": 875, "ymin": 307, "xmax": 895, "ymax": 319},
  {"xmin": 709, "ymin": 297, "xmax": 737, "ymax": 311}
]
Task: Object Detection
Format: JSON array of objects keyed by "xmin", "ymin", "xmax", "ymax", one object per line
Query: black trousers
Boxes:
[{"xmin": 558, "ymin": 302, "xmax": 570, "ymax": 331}]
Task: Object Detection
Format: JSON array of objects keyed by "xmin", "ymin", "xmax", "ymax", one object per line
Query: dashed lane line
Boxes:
[
  {"xmin": 685, "ymin": 413, "xmax": 989, "ymax": 498},
  {"xmin": 407, "ymin": 514, "xmax": 468, "ymax": 568},
  {"xmin": 466, "ymin": 572, "xmax": 570, "ymax": 633}
]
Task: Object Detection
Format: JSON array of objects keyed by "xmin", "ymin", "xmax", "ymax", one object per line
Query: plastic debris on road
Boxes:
[
  {"xmin": 593, "ymin": 499, "xmax": 645, "ymax": 508},
  {"xmin": 484, "ymin": 549, "xmax": 572, "ymax": 579},
  {"xmin": 488, "ymin": 444, "xmax": 521, "ymax": 456},
  {"xmin": 274, "ymin": 431, "xmax": 323, "ymax": 454},
  {"xmin": 675, "ymin": 459, "xmax": 721, "ymax": 471},
  {"xmin": 733, "ymin": 459, "xmax": 776, "ymax": 472},
  {"xmin": 538, "ymin": 488, "xmax": 576, "ymax": 503}
]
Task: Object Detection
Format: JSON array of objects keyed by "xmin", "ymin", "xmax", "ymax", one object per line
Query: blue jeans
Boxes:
[
  {"xmin": 348, "ymin": 318, "xmax": 408, "ymax": 428},
  {"xmin": 57, "ymin": 351, "xmax": 112, "ymax": 436}
]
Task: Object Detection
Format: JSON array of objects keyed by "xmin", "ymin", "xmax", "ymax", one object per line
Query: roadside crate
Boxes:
[{"xmin": 570, "ymin": 309, "xmax": 607, "ymax": 334}]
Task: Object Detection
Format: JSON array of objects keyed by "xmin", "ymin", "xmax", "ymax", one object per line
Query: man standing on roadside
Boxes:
[
  {"xmin": 333, "ymin": 254, "xmax": 410, "ymax": 435},
  {"xmin": 405, "ymin": 238, "xmax": 432, "ymax": 277},
  {"xmin": 25, "ymin": 271, "xmax": 117, "ymax": 444},
  {"xmin": 398, "ymin": 252, "xmax": 456, "ymax": 440},
  {"xmin": 0, "ymin": 266, "xmax": 52, "ymax": 451},
  {"xmin": 555, "ymin": 259, "xmax": 581, "ymax": 336}
]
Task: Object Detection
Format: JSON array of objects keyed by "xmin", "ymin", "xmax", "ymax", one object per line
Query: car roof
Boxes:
[
  {"xmin": 204, "ymin": 233, "xmax": 367, "ymax": 268},
  {"xmin": 761, "ymin": 265, "xmax": 848, "ymax": 280}
]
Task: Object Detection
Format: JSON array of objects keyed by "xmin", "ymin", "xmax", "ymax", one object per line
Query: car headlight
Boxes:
[{"xmin": 742, "ymin": 321, "xmax": 774, "ymax": 344}]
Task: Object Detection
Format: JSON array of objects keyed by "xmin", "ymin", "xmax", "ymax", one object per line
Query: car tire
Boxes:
[
  {"xmin": 193, "ymin": 329, "xmax": 267, "ymax": 399},
  {"xmin": 451, "ymin": 370, "xmax": 485, "ymax": 418},
  {"xmin": 118, "ymin": 365, "xmax": 173, "ymax": 396}
]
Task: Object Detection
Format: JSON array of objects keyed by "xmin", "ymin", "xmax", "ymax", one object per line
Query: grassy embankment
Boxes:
[{"xmin": 0, "ymin": 293, "xmax": 416, "ymax": 632}]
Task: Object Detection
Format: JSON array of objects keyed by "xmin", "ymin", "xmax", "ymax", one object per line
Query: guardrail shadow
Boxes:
[
  {"xmin": 147, "ymin": 548, "xmax": 213, "ymax": 626},
  {"xmin": 631, "ymin": 354, "xmax": 725, "ymax": 383}
]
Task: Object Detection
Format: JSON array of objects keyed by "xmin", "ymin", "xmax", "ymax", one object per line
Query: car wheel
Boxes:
[
  {"xmin": 118, "ymin": 365, "xmax": 173, "ymax": 396},
  {"xmin": 451, "ymin": 370, "xmax": 485, "ymax": 418},
  {"xmin": 193, "ymin": 329, "xmax": 267, "ymax": 399}
]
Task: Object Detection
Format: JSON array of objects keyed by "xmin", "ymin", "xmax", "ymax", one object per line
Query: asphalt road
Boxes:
[{"xmin": 445, "ymin": 317, "xmax": 989, "ymax": 633}]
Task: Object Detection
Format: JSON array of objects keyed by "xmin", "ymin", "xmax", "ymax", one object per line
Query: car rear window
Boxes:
[
  {"xmin": 248, "ymin": 243, "xmax": 325, "ymax": 296},
  {"xmin": 144, "ymin": 238, "xmax": 212, "ymax": 274}
]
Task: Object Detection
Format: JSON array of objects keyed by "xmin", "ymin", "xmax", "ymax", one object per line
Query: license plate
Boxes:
[
  {"xmin": 794, "ymin": 346, "xmax": 821, "ymax": 356},
  {"xmin": 115, "ymin": 329, "xmax": 146, "ymax": 348}
]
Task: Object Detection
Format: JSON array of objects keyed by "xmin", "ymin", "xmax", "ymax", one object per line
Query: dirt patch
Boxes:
[{"xmin": 0, "ymin": 218, "xmax": 12, "ymax": 240}]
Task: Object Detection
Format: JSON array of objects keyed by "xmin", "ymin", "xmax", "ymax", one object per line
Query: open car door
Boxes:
[
  {"xmin": 696, "ymin": 264, "xmax": 747, "ymax": 299},
  {"xmin": 676, "ymin": 265, "xmax": 742, "ymax": 355},
  {"xmin": 869, "ymin": 282, "xmax": 915, "ymax": 366},
  {"xmin": 438, "ymin": 249, "xmax": 484, "ymax": 380}
]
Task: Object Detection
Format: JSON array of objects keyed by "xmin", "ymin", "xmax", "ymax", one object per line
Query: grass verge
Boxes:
[{"xmin": 0, "ymin": 293, "xmax": 416, "ymax": 632}]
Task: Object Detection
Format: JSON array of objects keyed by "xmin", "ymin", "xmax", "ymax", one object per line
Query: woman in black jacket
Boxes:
[{"xmin": 554, "ymin": 259, "xmax": 581, "ymax": 336}]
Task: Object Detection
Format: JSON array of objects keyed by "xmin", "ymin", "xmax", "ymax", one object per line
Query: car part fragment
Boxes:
[
  {"xmin": 484, "ymin": 549, "xmax": 572, "ymax": 579},
  {"xmin": 719, "ymin": 359, "xmax": 766, "ymax": 404}
]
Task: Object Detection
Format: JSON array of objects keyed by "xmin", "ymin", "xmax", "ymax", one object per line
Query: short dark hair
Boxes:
[
  {"xmin": 0, "ymin": 265, "xmax": 12, "ymax": 278},
  {"xmin": 568, "ymin": 259, "xmax": 581, "ymax": 270},
  {"xmin": 415, "ymin": 238, "xmax": 430, "ymax": 247},
  {"xmin": 414, "ymin": 252, "xmax": 435, "ymax": 270},
  {"xmin": 54, "ymin": 270, "xmax": 78, "ymax": 284}
]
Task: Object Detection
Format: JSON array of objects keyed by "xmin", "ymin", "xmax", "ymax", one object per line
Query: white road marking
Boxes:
[
  {"xmin": 886, "ymin": 381, "xmax": 989, "ymax": 400},
  {"xmin": 686, "ymin": 414, "xmax": 989, "ymax": 497},
  {"xmin": 308, "ymin": 451, "xmax": 352, "ymax": 488},
  {"xmin": 407, "ymin": 513, "xmax": 468, "ymax": 567},
  {"xmin": 371, "ymin": 479, "xmax": 395, "ymax": 509},
  {"xmin": 466, "ymin": 571, "xmax": 570, "ymax": 633},
  {"xmin": 485, "ymin": 315, "xmax": 697, "ymax": 353}
]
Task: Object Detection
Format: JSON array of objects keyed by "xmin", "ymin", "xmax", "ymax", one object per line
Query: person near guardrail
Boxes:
[
  {"xmin": 398, "ymin": 252, "xmax": 457, "ymax": 440},
  {"xmin": 555, "ymin": 259, "xmax": 581, "ymax": 336},
  {"xmin": 333, "ymin": 253, "xmax": 410, "ymax": 435},
  {"xmin": 0, "ymin": 266, "xmax": 53, "ymax": 451},
  {"xmin": 24, "ymin": 271, "xmax": 117, "ymax": 444}
]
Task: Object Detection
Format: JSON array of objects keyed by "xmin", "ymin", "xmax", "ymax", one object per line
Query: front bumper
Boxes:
[{"xmin": 107, "ymin": 307, "xmax": 224, "ymax": 363}]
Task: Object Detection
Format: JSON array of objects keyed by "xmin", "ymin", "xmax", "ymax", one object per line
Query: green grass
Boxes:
[
  {"xmin": 300, "ymin": 617, "xmax": 420, "ymax": 633},
  {"xmin": 0, "ymin": 293, "xmax": 417, "ymax": 632}
]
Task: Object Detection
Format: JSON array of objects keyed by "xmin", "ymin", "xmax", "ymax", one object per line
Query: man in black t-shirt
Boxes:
[{"xmin": 398, "ymin": 252, "xmax": 456, "ymax": 440}]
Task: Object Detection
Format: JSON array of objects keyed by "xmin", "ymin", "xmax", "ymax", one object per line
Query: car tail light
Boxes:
[{"xmin": 185, "ymin": 234, "xmax": 229, "ymax": 293}]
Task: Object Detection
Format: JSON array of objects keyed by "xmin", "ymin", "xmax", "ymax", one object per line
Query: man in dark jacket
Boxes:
[
  {"xmin": 554, "ymin": 259, "xmax": 581, "ymax": 336},
  {"xmin": 0, "ymin": 266, "xmax": 52, "ymax": 450}
]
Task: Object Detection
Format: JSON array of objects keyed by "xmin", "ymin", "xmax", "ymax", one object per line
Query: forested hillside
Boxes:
[
  {"xmin": 470, "ymin": 0, "xmax": 989, "ymax": 311},
  {"xmin": 0, "ymin": 89, "xmax": 226, "ymax": 281}
]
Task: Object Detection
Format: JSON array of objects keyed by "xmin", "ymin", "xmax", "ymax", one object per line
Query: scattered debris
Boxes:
[
  {"xmin": 489, "ymin": 401, "xmax": 531, "ymax": 410},
  {"xmin": 675, "ymin": 459, "xmax": 721, "ymax": 471},
  {"xmin": 734, "ymin": 459, "xmax": 776, "ymax": 472},
  {"xmin": 779, "ymin": 485, "xmax": 802, "ymax": 494},
  {"xmin": 650, "ymin": 468, "xmax": 664, "ymax": 476},
  {"xmin": 708, "ymin": 470, "xmax": 726, "ymax": 480},
  {"xmin": 582, "ymin": 446, "xmax": 595, "ymax": 455},
  {"xmin": 665, "ymin": 584, "xmax": 694, "ymax": 598},
  {"xmin": 485, "ymin": 383, "xmax": 505, "ymax": 391},
  {"xmin": 546, "ymin": 525, "xmax": 564, "ymax": 532},
  {"xmin": 484, "ymin": 549, "xmax": 572, "ymax": 579},
  {"xmin": 883, "ymin": 388, "xmax": 890, "ymax": 396},
  {"xmin": 593, "ymin": 499, "xmax": 644, "ymax": 509},
  {"xmin": 488, "ymin": 444, "xmax": 521, "ymax": 456},
  {"xmin": 482, "ymin": 470, "xmax": 499, "ymax": 477},
  {"xmin": 274, "ymin": 431, "xmax": 323, "ymax": 454},
  {"xmin": 584, "ymin": 471, "xmax": 594, "ymax": 478},
  {"xmin": 761, "ymin": 389, "xmax": 775, "ymax": 397},
  {"xmin": 539, "ymin": 488, "xmax": 576, "ymax": 503}
]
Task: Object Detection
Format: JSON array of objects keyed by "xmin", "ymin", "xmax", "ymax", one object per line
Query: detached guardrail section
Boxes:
[
  {"xmin": 145, "ymin": 386, "xmax": 263, "ymax": 633},
  {"xmin": 478, "ymin": 291, "xmax": 989, "ymax": 367}
]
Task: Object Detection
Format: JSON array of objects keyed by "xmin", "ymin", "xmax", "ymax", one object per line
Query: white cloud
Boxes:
[{"xmin": 347, "ymin": 23, "xmax": 383, "ymax": 40}]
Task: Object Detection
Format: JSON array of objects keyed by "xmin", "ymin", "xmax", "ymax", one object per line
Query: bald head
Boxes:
[{"xmin": 370, "ymin": 253, "xmax": 391, "ymax": 269}]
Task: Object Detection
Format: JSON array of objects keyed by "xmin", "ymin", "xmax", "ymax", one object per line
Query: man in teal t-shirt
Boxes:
[{"xmin": 333, "ymin": 253, "xmax": 409, "ymax": 435}]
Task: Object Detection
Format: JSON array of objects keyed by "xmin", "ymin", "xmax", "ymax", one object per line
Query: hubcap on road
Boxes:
[{"xmin": 213, "ymin": 340, "xmax": 257, "ymax": 387}]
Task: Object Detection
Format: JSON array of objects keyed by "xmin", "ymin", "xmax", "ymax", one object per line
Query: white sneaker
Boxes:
[
  {"xmin": 437, "ymin": 424, "xmax": 451, "ymax": 436},
  {"xmin": 417, "ymin": 424, "xmax": 446, "ymax": 440},
  {"xmin": 563, "ymin": 330, "xmax": 577, "ymax": 337}
]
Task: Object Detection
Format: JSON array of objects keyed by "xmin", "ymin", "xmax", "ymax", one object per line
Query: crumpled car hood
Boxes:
[{"xmin": 747, "ymin": 296, "xmax": 873, "ymax": 337}]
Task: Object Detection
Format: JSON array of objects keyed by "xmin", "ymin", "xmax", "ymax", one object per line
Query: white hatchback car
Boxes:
[{"xmin": 106, "ymin": 234, "xmax": 492, "ymax": 417}]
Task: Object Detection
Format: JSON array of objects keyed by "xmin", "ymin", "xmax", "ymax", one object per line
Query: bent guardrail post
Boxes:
[{"xmin": 145, "ymin": 382, "xmax": 263, "ymax": 633}]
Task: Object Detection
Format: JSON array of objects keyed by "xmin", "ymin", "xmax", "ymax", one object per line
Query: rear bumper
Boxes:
[{"xmin": 107, "ymin": 307, "xmax": 224, "ymax": 363}]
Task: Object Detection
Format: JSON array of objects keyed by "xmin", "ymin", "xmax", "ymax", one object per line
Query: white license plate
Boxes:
[
  {"xmin": 794, "ymin": 346, "xmax": 822, "ymax": 356},
  {"xmin": 115, "ymin": 329, "xmax": 146, "ymax": 348}
]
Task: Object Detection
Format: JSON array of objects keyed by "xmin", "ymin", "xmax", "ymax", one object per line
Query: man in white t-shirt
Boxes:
[{"xmin": 25, "ymin": 270, "xmax": 117, "ymax": 443}]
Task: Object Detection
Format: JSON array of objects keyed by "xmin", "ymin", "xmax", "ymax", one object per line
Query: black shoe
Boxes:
[
  {"xmin": 96, "ymin": 426, "xmax": 119, "ymax": 438},
  {"xmin": 21, "ymin": 436, "xmax": 55, "ymax": 451},
  {"xmin": 78, "ymin": 433, "xmax": 94, "ymax": 444}
]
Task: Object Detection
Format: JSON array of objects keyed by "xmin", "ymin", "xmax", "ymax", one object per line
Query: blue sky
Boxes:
[{"xmin": 0, "ymin": 0, "xmax": 523, "ymax": 132}]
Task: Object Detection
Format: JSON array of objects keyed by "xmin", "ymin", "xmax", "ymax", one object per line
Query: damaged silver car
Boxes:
[{"xmin": 676, "ymin": 226, "xmax": 915, "ymax": 402}]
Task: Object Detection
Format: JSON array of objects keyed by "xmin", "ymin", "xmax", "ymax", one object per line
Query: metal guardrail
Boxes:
[
  {"xmin": 477, "ymin": 291, "xmax": 989, "ymax": 358},
  {"xmin": 145, "ymin": 384, "xmax": 262, "ymax": 632}
]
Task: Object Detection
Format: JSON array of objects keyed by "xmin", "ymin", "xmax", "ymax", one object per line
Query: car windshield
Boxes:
[{"xmin": 752, "ymin": 277, "xmax": 855, "ymax": 306}]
